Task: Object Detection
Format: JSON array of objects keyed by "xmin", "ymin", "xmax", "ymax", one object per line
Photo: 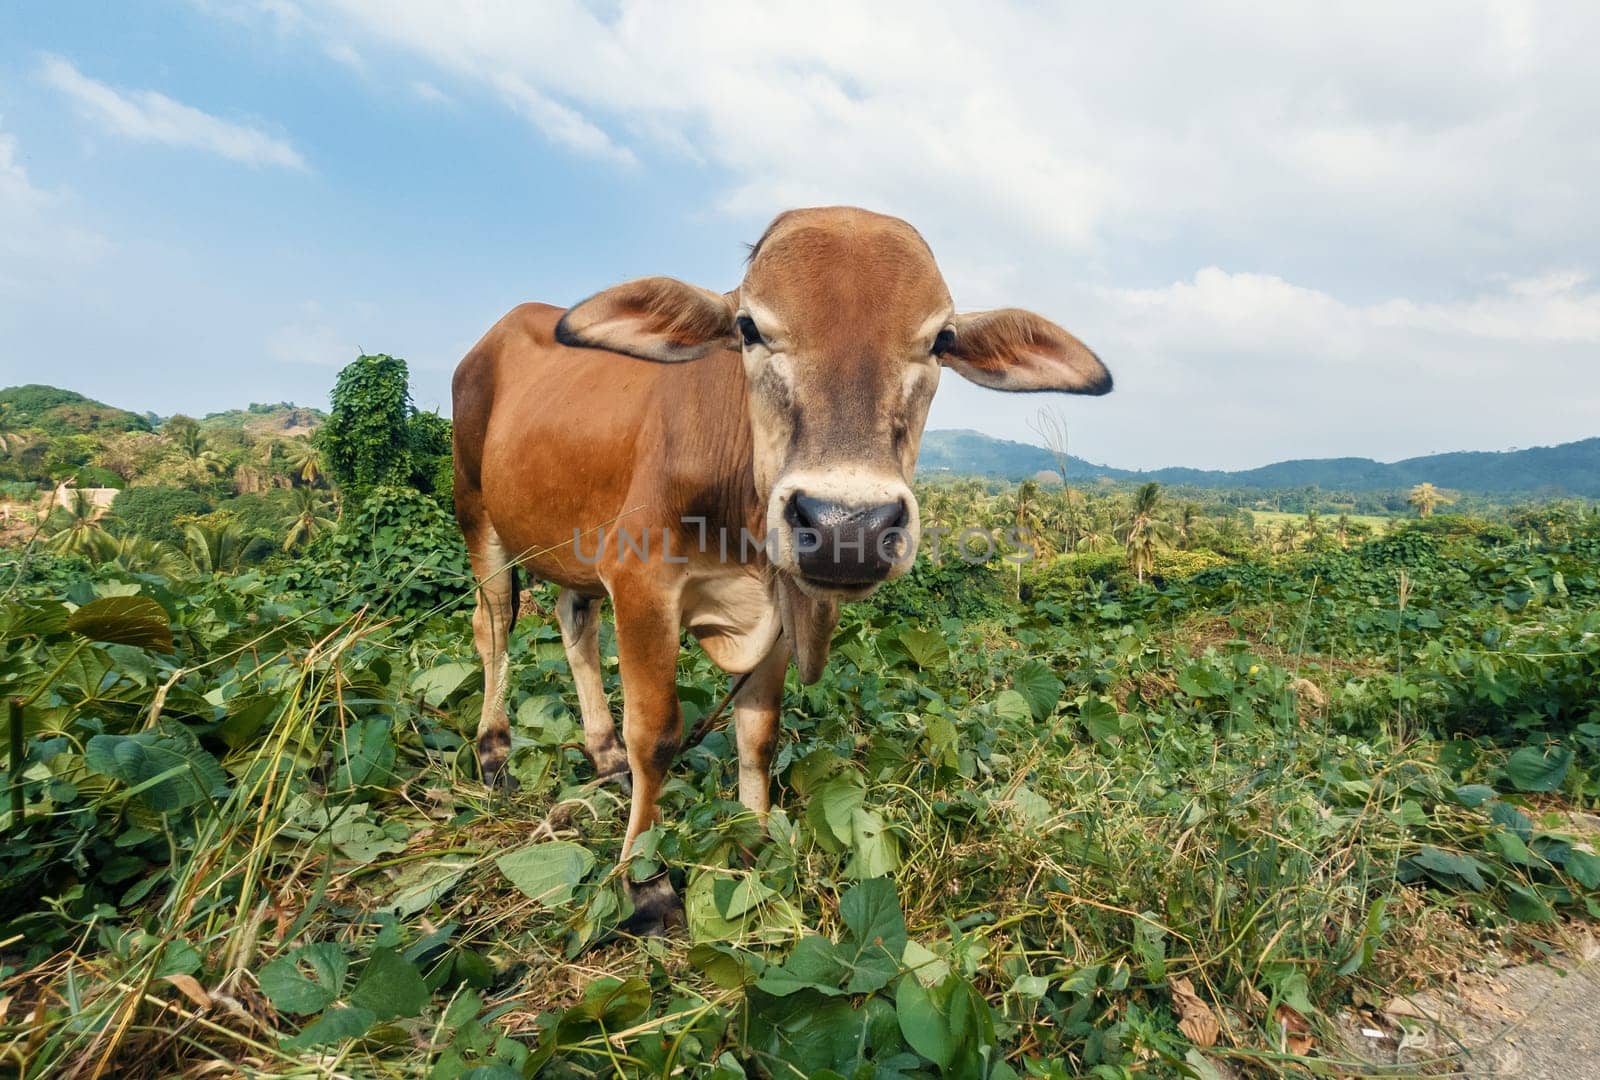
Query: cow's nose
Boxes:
[{"xmin": 786, "ymin": 493, "xmax": 909, "ymax": 585}]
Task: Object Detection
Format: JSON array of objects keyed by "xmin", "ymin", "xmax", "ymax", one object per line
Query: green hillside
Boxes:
[
  {"xmin": 918, "ymin": 428, "xmax": 1600, "ymax": 497},
  {"xmin": 196, "ymin": 402, "xmax": 325, "ymax": 437},
  {"xmin": 0, "ymin": 385, "xmax": 152, "ymax": 436}
]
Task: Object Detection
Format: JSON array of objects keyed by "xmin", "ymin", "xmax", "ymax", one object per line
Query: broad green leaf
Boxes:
[
  {"xmin": 1452, "ymin": 784, "xmax": 1497, "ymax": 808},
  {"xmin": 383, "ymin": 858, "xmax": 471, "ymax": 917},
  {"xmin": 258, "ymin": 942, "xmax": 348, "ymax": 1016},
  {"xmin": 1504, "ymin": 882, "xmax": 1556, "ymax": 923},
  {"xmin": 991, "ymin": 690, "xmax": 1032, "ymax": 725},
  {"xmin": 495, "ymin": 841, "xmax": 595, "ymax": 907},
  {"xmin": 66, "ymin": 595, "xmax": 172, "ymax": 651},
  {"xmin": 689, "ymin": 942, "xmax": 764, "ymax": 990},
  {"xmin": 901, "ymin": 940, "xmax": 949, "ymax": 988},
  {"xmin": 686, "ymin": 871, "xmax": 799, "ymax": 945},
  {"xmin": 1010, "ymin": 784, "xmax": 1052, "ymax": 828},
  {"xmin": 1566, "ymin": 848, "xmax": 1600, "ymax": 890},
  {"xmin": 1504, "ymin": 746, "xmax": 1573, "ymax": 793},
  {"xmin": 755, "ymin": 935, "xmax": 850, "ymax": 997},
  {"xmin": 1409, "ymin": 846, "xmax": 1489, "ymax": 892},
  {"xmin": 410, "ymin": 661, "xmax": 476, "ymax": 707},
  {"xmin": 1077, "ymin": 695, "xmax": 1123, "ymax": 744},
  {"xmin": 746, "ymin": 991, "xmax": 862, "ymax": 1075},
  {"xmin": 838, "ymin": 877, "xmax": 907, "ymax": 993},
  {"xmin": 83, "ymin": 730, "xmax": 229, "ymax": 812},
  {"xmin": 844, "ymin": 807, "xmax": 901, "ymax": 879},
  {"xmin": 899, "ymin": 627, "xmax": 948, "ymax": 671},
  {"xmin": 1, "ymin": 600, "xmax": 69, "ymax": 641},
  {"xmin": 1011, "ymin": 660, "xmax": 1063, "ymax": 721},
  {"xmin": 567, "ymin": 976, "xmax": 651, "ymax": 1026},
  {"xmin": 285, "ymin": 1005, "xmax": 376, "ymax": 1049},
  {"xmin": 805, "ymin": 776, "xmax": 864, "ymax": 852},
  {"xmin": 349, "ymin": 947, "xmax": 429, "ymax": 1020},
  {"xmin": 333, "ymin": 716, "xmax": 397, "ymax": 791},
  {"xmin": 896, "ymin": 973, "xmax": 996, "ymax": 1075}
]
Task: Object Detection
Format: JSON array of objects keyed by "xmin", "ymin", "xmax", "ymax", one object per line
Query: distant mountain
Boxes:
[
  {"xmin": 0, "ymin": 385, "xmax": 151, "ymax": 436},
  {"xmin": 917, "ymin": 429, "xmax": 1600, "ymax": 497}
]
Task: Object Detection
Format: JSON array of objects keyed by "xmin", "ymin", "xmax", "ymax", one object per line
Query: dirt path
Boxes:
[{"xmin": 1339, "ymin": 943, "xmax": 1600, "ymax": 1077}]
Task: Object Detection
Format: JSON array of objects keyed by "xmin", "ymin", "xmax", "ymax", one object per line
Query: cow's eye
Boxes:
[
  {"xmin": 736, "ymin": 315, "xmax": 765, "ymax": 348},
  {"xmin": 931, "ymin": 328, "xmax": 956, "ymax": 357}
]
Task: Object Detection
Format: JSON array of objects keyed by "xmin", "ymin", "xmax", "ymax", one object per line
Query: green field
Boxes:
[
  {"xmin": 1248, "ymin": 509, "xmax": 1394, "ymax": 532},
  {"xmin": 3, "ymin": 373, "xmax": 1599, "ymax": 1077}
]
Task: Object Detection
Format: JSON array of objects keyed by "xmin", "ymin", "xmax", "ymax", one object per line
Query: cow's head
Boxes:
[{"xmin": 556, "ymin": 206, "xmax": 1111, "ymax": 599}]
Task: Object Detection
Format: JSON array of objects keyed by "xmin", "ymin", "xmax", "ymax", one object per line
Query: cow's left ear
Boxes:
[
  {"xmin": 556, "ymin": 276, "xmax": 738, "ymax": 362},
  {"xmin": 940, "ymin": 309, "xmax": 1112, "ymax": 395}
]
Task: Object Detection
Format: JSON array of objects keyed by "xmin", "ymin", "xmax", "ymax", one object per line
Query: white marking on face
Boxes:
[
  {"xmin": 915, "ymin": 308, "xmax": 955, "ymax": 349},
  {"xmin": 901, "ymin": 360, "xmax": 939, "ymax": 407}
]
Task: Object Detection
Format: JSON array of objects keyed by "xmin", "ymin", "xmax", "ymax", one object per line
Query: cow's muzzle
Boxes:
[{"xmin": 784, "ymin": 492, "xmax": 910, "ymax": 587}]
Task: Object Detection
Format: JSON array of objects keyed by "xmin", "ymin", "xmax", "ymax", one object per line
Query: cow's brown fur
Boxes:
[{"xmin": 453, "ymin": 206, "xmax": 1111, "ymax": 933}]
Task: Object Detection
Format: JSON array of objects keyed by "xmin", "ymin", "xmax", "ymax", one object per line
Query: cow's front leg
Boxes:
[
  {"xmin": 611, "ymin": 588, "xmax": 686, "ymax": 935},
  {"xmin": 734, "ymin": 637, "xmax": 790, "ymax": 816}
]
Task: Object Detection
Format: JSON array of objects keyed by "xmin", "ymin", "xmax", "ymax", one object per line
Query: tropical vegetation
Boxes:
[{"xmin": 1, "ymin": 367, "xmax": 1598, "ymax": 1077}]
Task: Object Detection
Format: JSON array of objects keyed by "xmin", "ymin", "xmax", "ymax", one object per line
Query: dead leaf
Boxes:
[
  {"xmin": 1274, "ymin": 1003, "xmax": 1314, "ymax": 1056},
  {"xmin": 1382, "ymin": 994, "xmax": 1433, "ymax": 1021},
  {"xmin": 163, "ymin": 973, "xmax": 213, "ymax": 1010},
  {"xmin": 1168, "ymin": 976, "xmax": 1222, "ymax": 1047}
]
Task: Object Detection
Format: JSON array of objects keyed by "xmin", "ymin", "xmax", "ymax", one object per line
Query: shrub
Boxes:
[
  {"xmin": 108, "ymin": 486, "xmax": 212, "ymax": 546},
  {"xmin": 286, "ymin": 485, "xmax": 470, "ymax": 619}
]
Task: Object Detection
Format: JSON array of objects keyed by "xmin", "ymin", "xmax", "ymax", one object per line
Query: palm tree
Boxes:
[
  {"xmin": 183, "ymin": 521, "xmax": 248, "ymax": 574},
  {"xmin": 164, "ymin": 415, "xmax": 204, "ymax": 457},
  {"xmin": 1176, "ymin": 503, "xmax": 1200, "ymax": 550},
  {"xmin": 1114, "ymin": 482, "xmax": 1176, "ymax": 584},
  {"xmin": 1407, "ymin": 482, "xmax": 1453, "ymax": 518},
  {"xmin": 282, "ymin": 488, "xmax": 336, "ymax": 550},
  {"xmin": 1334, "ymin": 513, "xmax": 1351, "ymax": 548},
  {"xmin": 285, "ymin": 440, "xmax": 326, "ymax": 487},
  {"xmin": 1274, "ymin": 519, "xmax": 1300, "ymax": 554},
  {"xmin": 45, "ymin": 489, "xmax": 115, "ymax": 560},
  {"xmin": 108, "ymin": 535, "xmax": 186, "ymax": 576}
]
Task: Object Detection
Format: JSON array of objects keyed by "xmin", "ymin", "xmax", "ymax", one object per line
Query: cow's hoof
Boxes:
[
  {"xmin": 477, "ymin": 751, "xmax": 520, "ymax": 794},
  {"xmin": 588, "ymin": 747, "xmax": 632, "ymax": 793},
  {"xmin": 620, "ymin": 874, "xmax": 685, "ymax": 938},
  {"xmin": 477, "ymin": 731, "xmax": 518, "ymax": 792},
  {"xmin": 596, "ymin": 765, "xmax": 632, "ymax": 794}
]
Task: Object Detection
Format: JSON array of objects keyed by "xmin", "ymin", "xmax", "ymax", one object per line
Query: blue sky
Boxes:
[{"xmin": 2, "ymin": 2, "xmax": 1597, "ymax": 469}]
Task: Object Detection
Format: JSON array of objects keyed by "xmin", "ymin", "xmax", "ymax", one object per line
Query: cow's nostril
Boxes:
[
  {"xmin": 789, "ymin": 492, "xmax": 853, "ymax": 531},
  {"xmin": 787, "ymin": 492, "xmax": 817, "ymax": 531},
  {"xmin": 864, "ymin": 498, "xmax": 908, "ymax": 533}
]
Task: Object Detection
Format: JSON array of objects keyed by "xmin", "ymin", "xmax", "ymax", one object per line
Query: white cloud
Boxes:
[
  {"xmin": 493, "ymin": 75, "xmax": 636, "ymax": 166},
  {"xmin": 410, "ymin": 80, "xmax": 450, "ymax": 105},
  {"xmin": 323, "ymin": 42, "xmax": 365, "ymax": 71},
  {"xmin": 190, "ymin": 1, "xmax": 1600, "ymax": 469},
  {"xmin": 0, "ymin": 120, "xmax": 108, "ymax": 289},
  {"xmin": 40, "ymin": 55, "xmax": 306, "ymax": 170}
]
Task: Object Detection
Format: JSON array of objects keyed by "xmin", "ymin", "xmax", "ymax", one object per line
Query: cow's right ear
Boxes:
[{"xmin": 555, "ymin": 277, "xmax": 738, "ymax": 362}]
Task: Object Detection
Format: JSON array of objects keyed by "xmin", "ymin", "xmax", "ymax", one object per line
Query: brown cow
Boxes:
[{"xmin": 452, "ymin": 206, "xmax": 1110, "ymax": 931}]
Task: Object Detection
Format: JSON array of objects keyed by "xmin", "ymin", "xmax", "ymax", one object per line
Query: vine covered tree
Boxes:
[{"xmin": 323, "ymin": 354, "xmax": 416, "ymax": 502}]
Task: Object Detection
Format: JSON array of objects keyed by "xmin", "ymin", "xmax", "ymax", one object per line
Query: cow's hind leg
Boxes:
[
  {"xmin": 467, "ymin": 527, "xmax": 518, "ymax": 789},
  {"xmin": 556, "ymin": 589, "xmax": 628, "ymax": 787}
]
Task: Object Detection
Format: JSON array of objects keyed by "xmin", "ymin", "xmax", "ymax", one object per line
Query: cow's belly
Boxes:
[{"xmin": 681, "ymin": 570, "xmax": 781, "ymax": 674}]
